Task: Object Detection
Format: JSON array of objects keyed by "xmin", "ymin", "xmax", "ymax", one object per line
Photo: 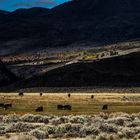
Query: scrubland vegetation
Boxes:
[
  {"xmin": 2, "ymin": 40, "xmax": 140, "ymax": 65},
  {"xmin": 0, "ymin": 113, "xmax": 140, "ymax": 139}
]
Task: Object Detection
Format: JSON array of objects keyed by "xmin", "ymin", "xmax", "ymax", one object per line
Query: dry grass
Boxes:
[{"xmin": 0, "ymin": 93, "xmax": 140, "ymax": 115}]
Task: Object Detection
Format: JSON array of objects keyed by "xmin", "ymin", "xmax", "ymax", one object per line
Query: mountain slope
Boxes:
[
  {"xmin": 0, "ymin": 0, "xmax": 140, "ymax": 55},
  {"xmin": 0, "ymin": 10, "xmax": 9, "ymax": 22},
  {"xmin": 11, "ymin": 52, "xmax": 140, "ymax": 88},
  {"xmin": 0, "ymin": 61, "xmax": 19, "ymax": 87},
  {"xmin": 0, "ymin": 10, "xmax": 9, "ymax": 15},
  {"xmin": 50, "ymin": 0, "xmax": 140, "ymax": 41}
]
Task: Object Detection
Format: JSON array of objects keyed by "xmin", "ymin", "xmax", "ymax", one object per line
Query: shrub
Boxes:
[
  {"xmin": 39, "ymin": 125, "xmax": 56, "ymax": 135},
  {"xmin": 79, "ymin": 126, "xmax": 92, "ymax": 137},
  {"xmin": 99, "ymin": 123, "xmax": 117, "ymax": 133},
  {"xmin": 3, "ymin": 115, "xmax": 20, "ymax": 123},
  {"xmin": 55, "ymin": 123, "xmax": 72, "ymax": 134},
  {"xmin": 107, "ymin": 117, "xmax": 124, "ymax": 126},
  {"xmin": 5, "ymin": 122, "xmax": 40, "ymax": 133},
  {"xmin": 51, "ymin": 117, "xmax": 67, "ymax": 125},
  {"xmin": 30, "ymin": 129, "xmax": 49, "ymax": 139},
  {"xmin": 21, "ymin": 114, "xmax": 49, "ymax": 123},
  {"xmin": 69, "ymin": 116, "xmax": 88, "ymax": 124},
  {"xmin": 122, "ymin": 128, "xmax": 135, "ymax": 138}
]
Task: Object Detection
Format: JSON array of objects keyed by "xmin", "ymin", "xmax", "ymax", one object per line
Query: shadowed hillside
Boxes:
[
  {"xmin": 0, "ymin": 61, "xmax": 19, "ymax": 87},
  {"xmin": 0, "ymin": 0, "xmax": 140, "ymax": 55},
  {"xmin": 12, "ymin": 52, "xmax": 140, "ymax": 88}
]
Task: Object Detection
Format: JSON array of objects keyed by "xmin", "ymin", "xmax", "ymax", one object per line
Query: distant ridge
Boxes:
[
  {"xmin": 10, "ymin": 7, "xmax": 50, "ymax": 17},
  {"xmin": 0, "ymin": 9, "xmax": 9, "ymax": 15},
  {"xmin": 0, "ymin": 0, "xmax": 140, "ymax": 55}
]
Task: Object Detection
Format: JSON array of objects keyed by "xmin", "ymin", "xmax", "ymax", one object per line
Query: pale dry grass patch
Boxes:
[{"xmin": 0, "ymin": 93, "xmax": 140, "ymax": 115}]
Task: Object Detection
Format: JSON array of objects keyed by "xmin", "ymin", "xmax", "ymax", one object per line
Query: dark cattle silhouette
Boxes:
[
  {"xmin": 57, "ymin": 105, "xmax": 63, "ymax": 110},
  {"xmin": 91, "ymin": 95, "xmax": 94, "ymax": 99},
  {"xmin": 57, "ymin": 104, "xmax": 72, "ymax": 110},
  {"xmin": 63, "ymin": 105, "xmax": 72, "ymax": 110},
  {"xmin": 4, "ymin": 104, "xmax": 12, "ymax": 110},
  {"xmin": 36, "ymin": 106, "xmax": 43, "ymax": 112},
  {"xmin": 68, "ymin": 93, "xmax": 71, "ymax": 98},
  {"xmin": 0, "ymin": 103, "xmax": 4, "ymax": 108},
  {"xmin": 40, "ymin": 93, "xmax": 43, "ymax": 96},
  {"xmin": 19, "ymin": 92, "xmax": 24, "ymax": 97},
  {"xmin": 102, "ymin": 105, "xmax": 108, "ymax": 110}
]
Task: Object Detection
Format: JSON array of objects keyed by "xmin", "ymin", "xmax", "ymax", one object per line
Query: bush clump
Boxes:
[{"xmin": 30, "ymin": 129, "xmax": 49, "ymax": 139}]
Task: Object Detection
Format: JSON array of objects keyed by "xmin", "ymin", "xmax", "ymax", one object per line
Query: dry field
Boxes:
[{"xmin": 0, "ymin": 93, "xmax": 140, "ymax": 115}]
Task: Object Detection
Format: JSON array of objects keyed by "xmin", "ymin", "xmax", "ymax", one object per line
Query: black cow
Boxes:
[
  {"xmin": 0, "ymin": 103, "xmax": 4, "ymax": 108},
  {"xmin": 68, "ymin": 93, "xmax": 71, "ymax": 98},
  {"xmin": 63, "ymin": 105, "xmax": 72, "ymax": 110},
  {"xmin": 57, "ymin": 105, "xmax": 63, "ymax": 110},
  {"xmin": 19, "ymin": 92, "xmax": 24, "ymax": 97},
  {"xmin": 91, "ymin": 95, "xmax": 94, "ymax": 99},
  {"xmin": 102, "ymin": 105, "xmax": 108, "ymax": 110},
  {"xmin": 57, "ymin": 104, "xmax": 72, "ymax": 110},
  {"xmin": 36, "ymin": 106, "xmax": 43, "ymax": 112},
  {"xmin": 4, "ymin": 104, "xmax": 12, "ymax": 110}
]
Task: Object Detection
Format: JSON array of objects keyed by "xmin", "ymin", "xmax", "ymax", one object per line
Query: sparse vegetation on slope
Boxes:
[{"xmin": 16, "ymin": 52, "xmax": 140, "ymax": 88}]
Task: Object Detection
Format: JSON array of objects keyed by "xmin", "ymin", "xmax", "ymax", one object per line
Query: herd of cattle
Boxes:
[{"xmin": 0, "ymin": 93, "xmax": 108, "ymax": 111}]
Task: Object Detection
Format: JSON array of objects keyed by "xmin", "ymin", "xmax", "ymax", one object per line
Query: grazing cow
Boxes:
[
  {"xmin": 68, "ymin": 93, "xmax": 71, "ymax": 98},
  {"xmin": 0, "ymin": 103, "xmax": 4, "ymax": 108},
  {"xmin": 102, "ymin": 105, "xmax": 108, "ymax": 110},
  {"xmin": 63, "ymin": 105, "xmax": 72, "ymax": 110},
  {"xmin": 57, "ymin": 105, "xmax": 63, "ymax": 110},
  {"xmin": 36, "ymin": 106, "xmax": 43, "ymax": 112},
  {"xmin": 57, "ymin": 104, "xmax": 72, "ymax": 110},
  {"xmin": 19, "ymin": 92, "xmax": 24, "ymax": 97},
  {"xmin": 91, "ymin": 95, "xmax": 94, "ymax": 99},
  {"xmin": 4, "ymin": 104, "xmax": 12, "ymax": 110},
  {"xmin": 40, "ymin": 93, "xmax": 43, "ymax": 96}
]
